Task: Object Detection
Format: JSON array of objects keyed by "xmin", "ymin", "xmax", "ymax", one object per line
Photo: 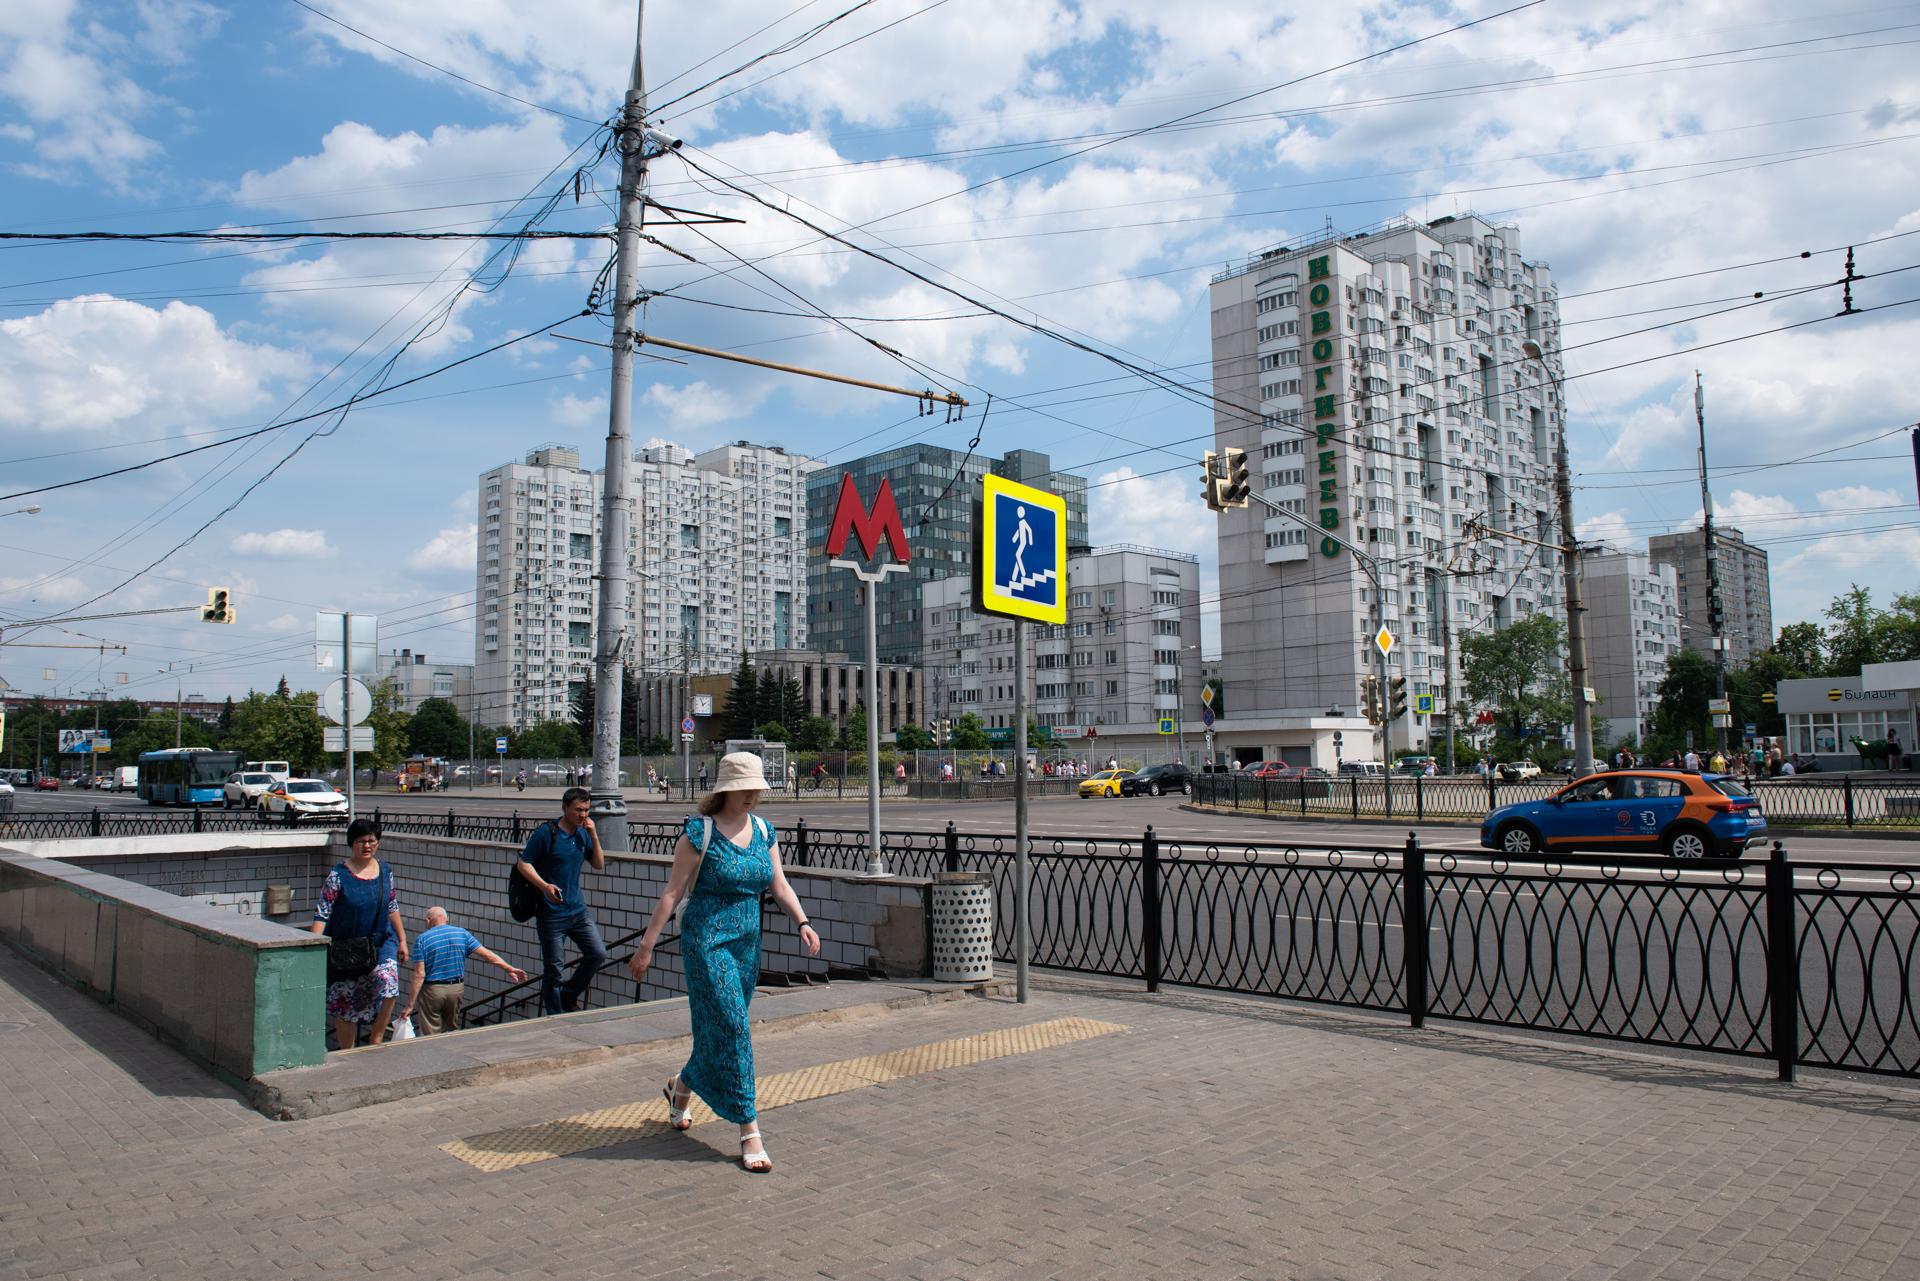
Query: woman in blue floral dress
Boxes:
[
  {"xmin": 632, "ymin": 752, "xmax": 819, "ymax": 1172},
  {"xmin": 308, "ymin": 818, "xmax": 409, "ymax": 1049}
]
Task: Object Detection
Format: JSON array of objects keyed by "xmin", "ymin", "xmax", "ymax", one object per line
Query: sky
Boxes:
[{"xmin": 1, "ymin": 0, "xmax": 1917, "ymax": 713}]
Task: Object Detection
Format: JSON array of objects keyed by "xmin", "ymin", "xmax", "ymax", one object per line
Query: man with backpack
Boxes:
[{"xmin": 512, "ymin": 787, "xmax": 608, "ymax": 1015}]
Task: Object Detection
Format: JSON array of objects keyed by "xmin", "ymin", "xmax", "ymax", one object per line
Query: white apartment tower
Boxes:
[
  {"xmin": 475, "ymin": 440, "xmax": 818, "ymax": 730},
  {"xmin": 919, "ymin": 544, "xmax": 1204, "ymax": 739},
  {"xmin": 1208, "ymin": 213, "xmax": 1567, "ymax": 758},
  {"xmin": 1582, "ymin": 551, "xmax": 1681, "ymax": 746}
]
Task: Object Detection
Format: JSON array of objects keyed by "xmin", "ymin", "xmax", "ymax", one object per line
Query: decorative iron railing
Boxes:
[{"xmin": 9, "ymin": 808, "xmax": 1919, "ymax": 1076}]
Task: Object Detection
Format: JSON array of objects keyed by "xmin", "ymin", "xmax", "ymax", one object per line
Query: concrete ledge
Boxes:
[
  {"xmin": 249, "ymin": 975, "xmax": 1012, "ymax": 1121},
  {"xmin": 0, "ymin": 830, "xmax": 331, "ymax": 861}
]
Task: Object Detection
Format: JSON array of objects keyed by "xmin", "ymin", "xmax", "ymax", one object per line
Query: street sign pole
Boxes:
[
  {"xmin": 1013, "ymin": 617, "xmax": 1030, "ymax": 1005},
  {"xmin": 343, "ymin": 612, "xmax": 356, "ymax": 823},
  {"xmin": 864, "ymin": 581, "xmax": 885, "ymax": 876}
]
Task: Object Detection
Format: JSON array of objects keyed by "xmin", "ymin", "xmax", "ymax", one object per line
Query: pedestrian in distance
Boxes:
[
  {"xmin": 698, "ymin": 762, "xmax": 709, "ymax": 792},
  {"xmin": 513, "ymin": 787, "xmax": 609, "ymax": 1015},
  {"xmin": 308, "ymin": 818, "xmax": 410, "ymax": 1049},
  {"xmin": 630, "ymin": 752, "xmax": 819, "ymax": 1173},
  {"xmin": 401, "ymin": 906, "xmax": 528, "ymax": 1035}
]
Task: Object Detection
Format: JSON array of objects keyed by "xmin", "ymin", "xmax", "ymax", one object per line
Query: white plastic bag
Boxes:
[{"xmin": 388, "ymin": 1014, "xmax": 416, "ymax": 1042}]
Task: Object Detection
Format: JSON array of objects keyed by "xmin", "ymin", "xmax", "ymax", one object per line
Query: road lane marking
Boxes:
[{"xmin": 440, "ymin": 1015, "xmax": 1127, "ymax": 1172}]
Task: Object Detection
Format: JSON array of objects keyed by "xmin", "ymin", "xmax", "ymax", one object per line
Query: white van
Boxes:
[
  {"xmin": 245, "ymin": 760, "xmax": 291, "ymax": 781},
  {"xmin": 1337, "ymin": 760, "xmax": 1387, "ymax": 779},
  {"xmin": 112, "ymin": 765, "xmax": 139, "ymax": 792}
]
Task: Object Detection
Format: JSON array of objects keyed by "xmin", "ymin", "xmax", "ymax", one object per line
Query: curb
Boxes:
[
  {"xmin": 248, "ymin": 977, "xmax": 1012, "ymax": 1121},
  {"xmin": 1176, "ymin": 802, "xmax": 1920, "ymax": 842}
]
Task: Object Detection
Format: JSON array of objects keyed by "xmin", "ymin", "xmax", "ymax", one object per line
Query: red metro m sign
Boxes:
[{"xmin": 824, "ymin": 473, "xmax": 910, "ymax": 566}]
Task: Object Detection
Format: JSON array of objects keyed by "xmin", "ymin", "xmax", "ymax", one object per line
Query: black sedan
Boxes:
[{"xmin": 1121, "ymin": 763, "xmax": 1191, "ymax": 797}]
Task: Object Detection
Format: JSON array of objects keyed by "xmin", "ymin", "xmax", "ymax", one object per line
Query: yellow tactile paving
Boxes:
[{"xmin": 441, "ymin": 1015, "xmax": 1127, "ymax": 1172}]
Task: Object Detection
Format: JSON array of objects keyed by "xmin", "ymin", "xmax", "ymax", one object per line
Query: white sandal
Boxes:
[
  {"xmin": 740, "ymin": 1127, "xmax": 772, "ymax": 1173},
  {"xmin": 662, "ymin": 1076, "xmax": 692, "ymax": 1131}
]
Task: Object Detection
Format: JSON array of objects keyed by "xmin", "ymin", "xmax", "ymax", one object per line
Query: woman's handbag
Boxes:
[{"xmin": 325, "ymin": 867, "xmax": 391, "ymax": 983}]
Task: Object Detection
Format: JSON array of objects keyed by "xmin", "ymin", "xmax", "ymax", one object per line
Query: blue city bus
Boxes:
[{"xmin": 137, "ymin": 748, "xmax": 243, "ymax": 806}]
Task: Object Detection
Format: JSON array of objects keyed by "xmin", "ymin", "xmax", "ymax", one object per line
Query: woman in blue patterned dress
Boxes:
[
  {"xmin": 307, "ymin": 818, "xmax": 409, "ymax": 1049},
  {"xmin": 631, "ymin": 752, "xmax": 819, "ymax": 1172}
]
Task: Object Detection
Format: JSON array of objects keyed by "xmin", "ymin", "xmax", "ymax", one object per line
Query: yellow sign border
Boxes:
[{"xmin": 977, "ymin": 474, "xmax": 1068, "ymax": 624}]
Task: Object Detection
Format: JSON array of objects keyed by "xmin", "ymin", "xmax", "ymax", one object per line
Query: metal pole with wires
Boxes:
[{"xmin": 590, "ymin": 0, "xmax": 677, "ymax": 853}]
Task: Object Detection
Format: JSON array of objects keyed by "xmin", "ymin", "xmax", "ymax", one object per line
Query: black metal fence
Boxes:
[
  {"xmin": 9, "ymin": 809, "xmax": 1919, "ymax": 1078},
  {"xmin": 1192, "ymin": 772, "xmax": 1920, "ymax": 829}
]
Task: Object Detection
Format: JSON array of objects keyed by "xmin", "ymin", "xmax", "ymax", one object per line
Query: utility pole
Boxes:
[
  {"xmin": 587, "ymin": 0, "xmax": 658, "ymax": 853},
  {"xmin": 1013, "ymin": 617, "xmax": 1029, "ymax": 1003},
  {"xmin": 681, "ymin": 626, "xmax": 693, "ymax": 802},
  {"xmin": 1523, "ymin": 340, "xmax": 1595, "ymax": 777},
  {"xmin": 1439, "ymin": 574, "xmax": 1456, "ymax": 776},
  {"xmin": 1696, "ymin": 372, "xmax": 1728, "ymax": 754}
]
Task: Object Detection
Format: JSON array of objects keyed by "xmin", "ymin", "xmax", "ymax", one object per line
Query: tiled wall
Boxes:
[
  {"xmin": 63, "ymin": 849, "xmax": 326, "ymax": 924},
  {"xmin": 370, "ymin": 833, "xmax": 932, "ymax": 1014}
]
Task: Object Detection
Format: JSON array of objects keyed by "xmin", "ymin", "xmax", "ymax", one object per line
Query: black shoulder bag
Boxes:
[{"xmin": 326, "ymin": 865, "xmax": 391, "ymax": 984}]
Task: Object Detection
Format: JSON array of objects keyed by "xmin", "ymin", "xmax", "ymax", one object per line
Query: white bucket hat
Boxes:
[{"xmin": 710, "ymin": 751, "xmax": 770, "ymax": 793}]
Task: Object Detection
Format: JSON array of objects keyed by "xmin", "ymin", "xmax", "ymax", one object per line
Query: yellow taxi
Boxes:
[{"xmin": 1078, "ymin": 768, "xmax": 1133, "ymax": 798}]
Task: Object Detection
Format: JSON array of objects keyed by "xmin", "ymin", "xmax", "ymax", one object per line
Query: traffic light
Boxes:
[
  {"xmin": 200, "ymin": 587, "xmax": 235, "ymax": 624},
  {"xmin": 1221, "ymin": 446, "xmax": 1251, "ymax": 508},
  {"xmin": 1200, "ymin": 452, "xmax": 1226, "ymax": 512},
  {"xmin": 1362, "ymin": 674, "xmax": 1381, "ymax": 724},
  {"xmin": 1389, "ymin": 676, "xmax": 1408, "ymax": 720}
]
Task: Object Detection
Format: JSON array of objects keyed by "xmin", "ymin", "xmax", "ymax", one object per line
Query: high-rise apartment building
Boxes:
[
  {"xmin": 919, "ymin": 544, "xmax": 1203, "ymax": 739},
  {"xmin": 1208, "ymin": 213, "xmax": 1566, "ymax": 763},
  {"xmin": 806, "ymin": 446, "xmax": 1088, "ymax": 668},
  {"xmin": 475, "ymin": 440, "xmax": 817, "ymax": 730},
  {"xmin": 1647, "ymin": 525, "xmax": 1773, "ymax": 669},
  {"xmin": 1582, "ymin": 551, "xmax": 1680, "ymax": 746},
  {"xmin": 379, "ymin": 649, "xmax": 474, "ymax": 717}
]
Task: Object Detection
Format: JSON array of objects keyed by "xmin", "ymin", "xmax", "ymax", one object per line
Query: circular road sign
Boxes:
[{"xmin": 320, "ymin": 677, "xmax": 373, "ymax": 726}]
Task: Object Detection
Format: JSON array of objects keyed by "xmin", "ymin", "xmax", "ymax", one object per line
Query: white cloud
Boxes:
[
  {"xmin": 0, "ymin": 296, "xmax": 308, "ymax": 435},
  {"xmin": 262, "ymin": 612, "xmax": 304, "ymax": 634},
  {"xmin": 551, "ymin": 393, "xmax": 607, "ymax": 427},
  {"xmin": 231, "ymin": 528, "xmax": 334, "ymax": 559},
  {"xmin": 641, "ymin": 379, "xmax": 770, "ymax": 430},
  {"xmin": 1577, "ymin": 509, "xmax": 1638, "ymax": 551},
  {"xmin": 408, "ymin": 523, "xmax": 476, "ymax": 572},
  {"xmin": 0, "ymin": 574, "xmax": 89, "ymax": 606}
]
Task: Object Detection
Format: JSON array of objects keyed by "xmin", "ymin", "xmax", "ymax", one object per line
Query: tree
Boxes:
[
  {"xmin": 752, "ymin": 721, "xmax": 790, "ymax": 743},
  {"xmin": 359, "ymin": 679, "xmax": 411, "ymax": 771},
  {"xmin": 756, "ymin": 668, "xmax": 782, "ymax": 733},
  {"xmin": 407, "ymin": 698, "xmax": 470, "ymax": 759},
  {"xmin": 894, "ymin": 723, "xmax": 934, "ymax": 751},
  {"xmin": 1460, "ymin": 615, "xmax": 1571, "ymax": 748},
  {"xmin": 570, "ymin": 674, "xmax": 596, "ymax": 746},
  {"xmin": 1728, "ymin": 646, "xmax": 1806, "ymax": 738},
  {"xmin": 1646, "ymin": 648, "xmax": 1717, "ymax": 757},
  {"xmin": 721, "ymin": 652, "xmax": 759, "ymax": 739},
  {"xmin": 640, "ymin": 734, "xmax": 672, "ymax": 757},
  {"xmin": 792, "ymin": 715, "xmax": 836, "ymax": 751},
  {"xmin": 950, "ymin": 712, "xmax": 990, "ymax": 750},
  {"xmin": 1825, "ymin": 584, "xmax": 1879, "ymax": 677},
  {"xmin": 779, "ymin": 676, "xmax": 804, "ymax": 729},
  {"xmin": 274, "ymin": 675, "xmax": 291, "ymax": 699},
  {"xmin": 1772, "ymin": 621, "xmax": 1825, "ymax": 675},
  {"xmin": 838, "ymin": 701, "xmax": 868, "ymax": 751},
  {"xmin": 229, "ymin": 688, "xmax": 325, "ymax": 773},
  {"xmin": 512, "ymin": 720, "xmax": 584, "ymax": 760}
]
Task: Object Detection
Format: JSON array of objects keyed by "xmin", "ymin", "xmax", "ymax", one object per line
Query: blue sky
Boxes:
[{"xmin": 3, "ymin": 0, "xmax": 1918, "ymax": 710}]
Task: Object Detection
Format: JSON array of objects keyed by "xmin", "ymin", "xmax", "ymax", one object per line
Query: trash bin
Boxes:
[{"xmin": 929, "ymin": 871, "xmax": 994, "ymax": 983}]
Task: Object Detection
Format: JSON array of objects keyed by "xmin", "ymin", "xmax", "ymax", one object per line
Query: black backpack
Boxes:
[{"xmin": 508, "ymin": 821, "xmax": 558, "ymax": 923}]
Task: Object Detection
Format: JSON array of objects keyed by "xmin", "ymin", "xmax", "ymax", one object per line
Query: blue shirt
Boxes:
[
  {"xmin": 519, "ymin": 821, "xmax": 594, "ymax": 919},
  {"xmin": 415, "ymin": 924, "xmax": 479, "ymax": 983}
]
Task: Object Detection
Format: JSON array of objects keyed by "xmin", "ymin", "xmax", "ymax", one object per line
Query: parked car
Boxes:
[
  {"xmin": 223, "ymin": 771, "xmax": 278, "ymax": 808},
  {"xmin": 1077, "ymin": 769, "xmax": 1133, "ymax": 798},
  {"xmin": 0, "ymin": 776, "xmax": 13, "ymax": 814},
  {"xmin": 259, "ymin": 778, "xmax": 349, "ymax": 822},
  {"xmin": 1480, "ymin": 770, "xmax": 1767, "ymax": 859},
  {"xmin": 1243, "ymin": 761, "xmax": 1299, "ymax": 780},
  {"xmin": 1122, "ymin": 763, "xmax": 1191, "ymax": 797},
  {"xmin": 531, "ymin": 764, "xmax": 569, "ymax": 784},
  {"xmin": 1338, "ymin": 761, "xmax": 1387, "ymax": 779},
  {"xmin": 1497, "ymin": 760, "xmax": 1543, "ymax": 781}
]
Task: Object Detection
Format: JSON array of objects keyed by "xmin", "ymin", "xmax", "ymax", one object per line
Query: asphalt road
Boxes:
[{"xmin": 13, "ymin": 784, "xmax": 1920, "ymax": 862}]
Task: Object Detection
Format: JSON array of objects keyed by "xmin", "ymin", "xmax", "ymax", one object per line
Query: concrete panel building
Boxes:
[
  {"xmin": 378, "ymin": 650, "xmax": 474, "ymax": 718},
  {"xmin": 475, "ymin": 440, "xmax": 817, "ymax": 730},
  {"xmin": 1581, "ymin": 551, "xmax": 1680, "ymax": 746},
  {"xmin": 807, "ymin": 446, "xmax": 1088, "ymax": 669},
  {"xmin": 1648, "ymin": 525, "xmax": 1773, "ymax": 669},
  {"xmin": 919, "ymin": 544, "xmax": 1204, "ymax": 754},
  {"xmin": 1208, "ymin": 212, "xmax": 1567, "ymax": 765}
]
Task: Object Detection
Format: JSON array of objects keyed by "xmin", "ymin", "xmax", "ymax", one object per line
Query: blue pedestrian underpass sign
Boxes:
[
  {"xmin": 1414, "ymin": 693, "xmax": 1434, "ymax": 715},
  {"xmin": 973, "ymin": 474, "xmax": 1067, "ymax": 624},
  {"xmin": 1158, "ymin": 716, "xmax": 1176, "ymax": 735}
]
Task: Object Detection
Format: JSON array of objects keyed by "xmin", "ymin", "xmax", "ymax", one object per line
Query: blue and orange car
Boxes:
[{"xmin": 1480, "ymin": 769, "xmax": 1767, "ymax": 859}]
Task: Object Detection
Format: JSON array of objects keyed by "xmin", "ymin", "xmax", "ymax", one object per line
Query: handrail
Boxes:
[{"xmin": 461, "ymin": 925, "xmax": 681, "ymax": 1027}]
